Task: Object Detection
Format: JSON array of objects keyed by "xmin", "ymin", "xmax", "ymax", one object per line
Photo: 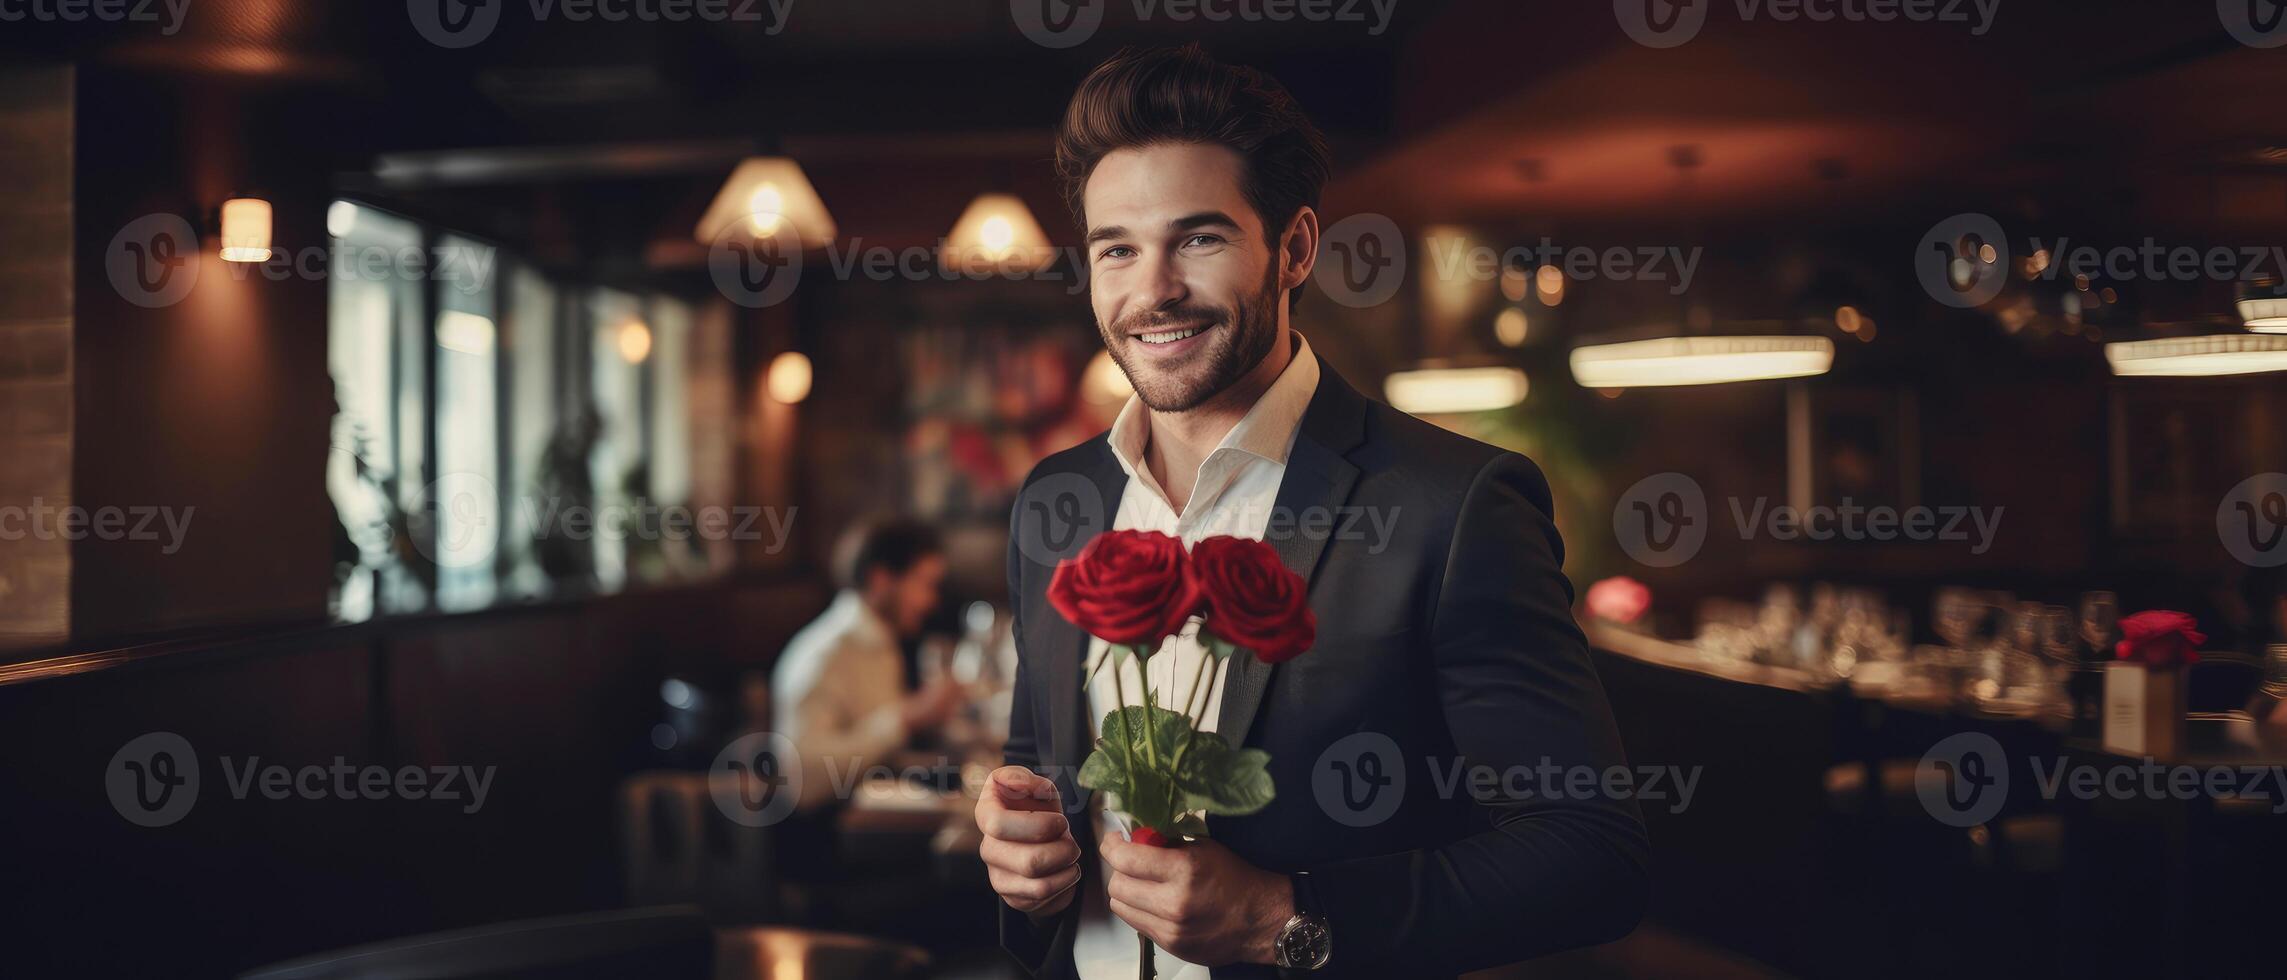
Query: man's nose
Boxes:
[{"xmin": 1133, "ymin": 251, "xmax": 1189, "ymax": 310}]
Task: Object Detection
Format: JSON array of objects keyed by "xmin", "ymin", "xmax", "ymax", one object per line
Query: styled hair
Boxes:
[
  {"xmin": 1054, "ymin": 44, "xmax": 1332, "ymax": 310},
  {"xmin": 835, "ymin": 518, "xmax": 943, "ymax": 591}
]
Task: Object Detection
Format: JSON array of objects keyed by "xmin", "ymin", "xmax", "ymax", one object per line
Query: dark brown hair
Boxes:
[{"xmin": 1054, "ymin": 44, "xmax": 1332, "ymax": 308}]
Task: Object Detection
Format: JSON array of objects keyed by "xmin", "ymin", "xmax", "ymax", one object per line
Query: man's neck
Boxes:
[{"xmin": 1143, "ymin": 328, "xmax": 1296, "ymax": 513}]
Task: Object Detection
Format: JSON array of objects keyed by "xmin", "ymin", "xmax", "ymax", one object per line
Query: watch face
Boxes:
[{"xmin": 1278, "ymin": 915, "xmax": 1331, "ymax": 969}]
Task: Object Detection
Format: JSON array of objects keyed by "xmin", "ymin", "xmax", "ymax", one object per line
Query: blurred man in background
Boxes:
[{"xmin": 773, "ymin": 518, "xmax": 965, "ymax": 811}]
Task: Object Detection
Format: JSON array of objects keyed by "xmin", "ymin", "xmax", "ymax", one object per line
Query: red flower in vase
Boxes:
[
  {"xmin": 1048, "ymin": 530, "xmax": 1201, "ymax": 647},
  {"xmin": 1191, "ymin": 535, "xmax": 1315, "ymax": 664},
  {"xmin": 2114, "ymin": 610, "xmax": 2206, "ymax": 668}
]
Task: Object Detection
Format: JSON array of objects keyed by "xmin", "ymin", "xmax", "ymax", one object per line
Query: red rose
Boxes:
[
  {"xmin": 1191, "ymin": 535, "xmax": 1316, "ymax": 664},
  {"xmin": 1048, "ymin": 530, "xmax": 1201, "ymax": 647},
  {"xmin": 1127, "ymin": 825, "xmax": 1174, "ymax": 848},
  {"xmin": 2114, "ymin": 610, "xmax": 2206, "ymax": 668},
  {"xmin": 1586, "ymin": 576, "xmax": 1652, "ymax": 625}
]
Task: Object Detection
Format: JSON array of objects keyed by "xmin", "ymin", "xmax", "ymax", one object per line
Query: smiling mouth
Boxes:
[{"xmin": 1133, "ymin": 324, "xmax": 1209, "ymax": 345}]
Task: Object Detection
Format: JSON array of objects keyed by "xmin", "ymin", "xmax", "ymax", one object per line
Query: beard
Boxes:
[{"xmin": 1098, "ymin": 260, "xmax": 1285, "ymax": 414}]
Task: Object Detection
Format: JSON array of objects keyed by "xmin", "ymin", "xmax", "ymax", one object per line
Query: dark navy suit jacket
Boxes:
[{"xmin": 998, "ymin": 360, "xmax": 1649, "ymax": 979}]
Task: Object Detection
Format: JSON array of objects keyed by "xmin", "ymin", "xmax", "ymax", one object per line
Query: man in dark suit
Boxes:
[{"xmin": 974, "ymin": 45, "xmax": 1648, "ymax": 979}]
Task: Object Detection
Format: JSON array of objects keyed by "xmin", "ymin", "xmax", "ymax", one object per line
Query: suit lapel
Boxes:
[
  {"xmin": 1216, "ymin": 359, "xmax": 1368, "ymax": 750},
  {"xmin": 1041, "ymin": 441, "xmax": 1129, "ymax": 776}
]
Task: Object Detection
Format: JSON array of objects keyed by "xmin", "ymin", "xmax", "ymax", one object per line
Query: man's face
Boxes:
[
  {"xmin": 1082, "ymin": 142, "xmax": 1290, "ymax": 413},
  {"xmin": 878, "ymin": 553, "xmax": 946, "ymax": 638}
]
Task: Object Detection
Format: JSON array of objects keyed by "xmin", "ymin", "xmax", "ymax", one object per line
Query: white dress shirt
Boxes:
[
  {"xmin": 771, "ymin": 590, "xmax": 908, "ymax": 811},
  {"xmin": 1072, "ymin": 332, "xmax": 1321, "ymax": 980}
]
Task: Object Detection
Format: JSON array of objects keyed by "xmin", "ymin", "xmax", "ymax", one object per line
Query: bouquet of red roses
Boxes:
[{"xmin": 1047, "ymin": 530, "xmax": 1315, "ymax": 848}]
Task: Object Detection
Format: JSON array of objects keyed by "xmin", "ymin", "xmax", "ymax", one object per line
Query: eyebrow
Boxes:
[{"xmin": 1084, "ymin": 211, "xmax": 1245, "ymax": 247}]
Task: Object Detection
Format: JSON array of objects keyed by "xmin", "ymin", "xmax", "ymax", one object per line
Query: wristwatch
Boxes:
[{"xmin": 1273, "ymin": 872, "xmax": 1332, "ymax": 970}]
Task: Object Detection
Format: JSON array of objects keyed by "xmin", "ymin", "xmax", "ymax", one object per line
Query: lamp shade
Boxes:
[
  {"xmin": 1384, "ymin": 366, "xmax": 1529, "ymax": 414},
  {"xmin": 2105, "ymin": 334, "xmax": 2287, "ymax": 377},
  {"xmin": 1569, "ymin": 336, "xmax": 1833, "ymax": 388},
  {"xmin": 2239, "ymin": 296, "xmax": 2287, "ymax": 333},
  {"xmin": 220, "ymin": 197, "xmax": 272, "ymax": 262},
  {"xmin": 694, "ymin": 157, "xmax": 836, "ymax": 249},
  {"xmin": 942, "ymin": 193, "xmax": 1056, "ymax": 275}
]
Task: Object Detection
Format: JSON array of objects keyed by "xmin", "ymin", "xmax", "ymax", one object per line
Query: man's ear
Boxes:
[{"xmin": 1279, "ymin": 206, "xmax": 1320, "ymax": 296}]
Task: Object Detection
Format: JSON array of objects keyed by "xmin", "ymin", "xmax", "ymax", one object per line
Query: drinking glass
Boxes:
[{"xmin": 2078, "ymin": 591, "xmax": 2119, "ymax": 662}]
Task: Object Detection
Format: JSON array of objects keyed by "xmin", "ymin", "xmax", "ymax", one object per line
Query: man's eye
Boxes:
[
  {"xmin": 1099, "ymin": 246, "xmax": 1136, "ymax": 260},
  {"xmin": 1183, "ymin": 235, "xmax": 1223, "ymax": 248}
]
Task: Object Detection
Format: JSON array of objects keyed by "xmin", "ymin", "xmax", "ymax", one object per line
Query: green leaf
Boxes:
[
  {"xmin": 1171, "ymin": 730, "xmax": 1276, "ymax": 816},
  {"xmin": 1172, "ymin": 812, "xmax": 1211, "ymax": 840},
  {"xmin": 1082, "ymin": 705, "xmax": 1193, "ymax": 830}
]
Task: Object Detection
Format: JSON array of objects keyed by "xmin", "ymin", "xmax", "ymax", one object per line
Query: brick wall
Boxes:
[{"xmin": 0, "ymin": 65, "xmax": 71, "ymax": 653}]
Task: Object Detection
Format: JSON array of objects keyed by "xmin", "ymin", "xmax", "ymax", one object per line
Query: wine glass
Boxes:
[{"xmin": 2078, "ymin": 591, "xmax": 2119, "ymax": 663}]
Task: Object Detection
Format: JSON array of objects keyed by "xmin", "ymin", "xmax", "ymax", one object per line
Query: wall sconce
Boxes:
[
  {"xmin": 219, "ymin": 197, "xmax": 273, "ymax": 262},
  {"xmin": 767, "ymin": 351, "xmax": 813, "ymax": 404}
]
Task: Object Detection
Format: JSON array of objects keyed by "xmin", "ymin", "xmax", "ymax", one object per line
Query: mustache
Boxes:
[{"xmin": 1114, "ymin": 305, "xmax": 1227, "ymax": 335}]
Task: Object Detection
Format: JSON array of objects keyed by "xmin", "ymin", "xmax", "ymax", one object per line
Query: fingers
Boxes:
[
  {"xmin": 979, "ymin": 833, "xmax": 1081, "ymax": 879},
  {"xmin": 1099, "ymin": 835, "xmax": 1180, "ymax": 882},
  {"xmin": 988, "ymin": 853, "xmax": 1083, "ymax": 913},
  {"xmin": 989, "ymin": 765, "xmax": 1064, "ymax": 812},
  {"xmin": 977, "ymin": 803, "xmax": 1069, "ymax": 844},
  {"xmin": 1109, "ymin": 894, "xmax": 1179, "ymax": 946}
]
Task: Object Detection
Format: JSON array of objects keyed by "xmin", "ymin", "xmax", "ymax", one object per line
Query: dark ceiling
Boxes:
[{"xmin": 24, "ymin": 0, "xmax": 2287, "ymax": 271}]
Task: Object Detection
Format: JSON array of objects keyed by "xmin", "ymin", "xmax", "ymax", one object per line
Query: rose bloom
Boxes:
[
  {"xmin": 1586, "ymin": 576, "xmax": 1653, "ymax": 625},
  {"xmin": 2114, "ymin": 609, "xmax": 2206, "ymax": 667},
  {"xmin": 1191, "ymin": 535, "xmax": 1315, "ymax": 664},
  {"xmin": 1048, "ymin": 529, "xmax": 1201, "ymax": 647}
]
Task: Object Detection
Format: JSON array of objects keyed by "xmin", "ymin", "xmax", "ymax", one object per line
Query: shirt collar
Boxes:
[
  {"xmin": 826, "ymin": 589, "xmax": 893, "ymax": 647},
  {"xmin": 1106, "ymin": 331, "xmax": 1320, "ymax": 480}
]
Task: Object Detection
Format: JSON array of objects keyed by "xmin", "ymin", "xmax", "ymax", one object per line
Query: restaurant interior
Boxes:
[{"xmin": 3, "ymin": 0, "xmax": 2286, "ymax": 977}]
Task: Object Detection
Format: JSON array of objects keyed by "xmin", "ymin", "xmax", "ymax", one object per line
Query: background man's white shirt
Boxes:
[
  {"xmin": 771, "ymin": 590, "xmax": 908, "ymax": 811},
  {"xmin": 1072, "ymin": 333, "xmax": 1320, "ymax": 980}
]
